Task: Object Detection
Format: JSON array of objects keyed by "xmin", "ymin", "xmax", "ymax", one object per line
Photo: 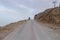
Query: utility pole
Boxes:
[{"xmin": 52, "ymin": 0, "xmax": 57, "ymax": 8}]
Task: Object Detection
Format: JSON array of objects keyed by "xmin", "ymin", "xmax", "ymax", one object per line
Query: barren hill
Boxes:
[
  {"xmin": 34, "ymin": 7, "xmax": 60, "ymax": 33},
  {"xmin": 34, "ymin": 7, "xmax": 60, "ymax": 25}
]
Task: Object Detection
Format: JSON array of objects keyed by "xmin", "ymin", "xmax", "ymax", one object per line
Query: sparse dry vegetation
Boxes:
[
  {"xmin": 34, "ymin": 7, "xmax": 60, "ymax": 33},
  {"xmin": 0, "ymin": 20, "xmax": 26, "ymax": 40}
]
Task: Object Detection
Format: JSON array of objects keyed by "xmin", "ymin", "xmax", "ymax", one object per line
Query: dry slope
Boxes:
[
  {"xmin": 35, "ymin": 7, "xmax": 60, "ymax": 25},
  {"xmin": 0, "ymin": 20, "xmax": 26, "ymax": 40},
  {"xmin": 34, "ymin": 7, "xmax": 60, "ymax": 32}
]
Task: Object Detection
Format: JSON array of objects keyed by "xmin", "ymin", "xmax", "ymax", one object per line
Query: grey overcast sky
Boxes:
[{"xmin": 0, "ymin": 0, "xmax": 60, "ymax": 26}]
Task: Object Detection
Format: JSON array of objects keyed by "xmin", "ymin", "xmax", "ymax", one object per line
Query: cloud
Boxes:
[{"xmin": 0, "ymin": 0, "xmax": 60, "ymax": 26}]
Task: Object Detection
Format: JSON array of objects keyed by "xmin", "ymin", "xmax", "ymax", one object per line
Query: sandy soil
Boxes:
[{"xmin": 0, "ymin": 20, "xmax": 26, "ymax": 40}]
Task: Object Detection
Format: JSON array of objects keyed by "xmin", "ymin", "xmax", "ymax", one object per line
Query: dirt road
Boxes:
[{"xmin": 3, "ymin": 20, "xmax": 60, "ymax": 40}]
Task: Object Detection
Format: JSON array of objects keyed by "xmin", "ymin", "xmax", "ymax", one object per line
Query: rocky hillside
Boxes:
[{"xmin": 34, "ymin": 7, "xmax": 60, "ymax": 25}]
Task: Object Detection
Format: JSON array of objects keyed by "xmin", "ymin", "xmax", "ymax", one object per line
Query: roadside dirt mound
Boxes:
[{"xmin": 0, "ymin": 20, "xmax": 26, "ymax": 40}]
